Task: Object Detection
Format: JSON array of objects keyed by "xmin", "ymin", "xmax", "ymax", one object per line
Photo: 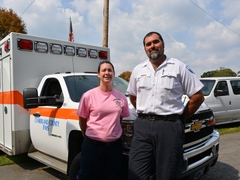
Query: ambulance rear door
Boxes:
[{"xmin": 0, "ymin": 55, "xmax": 13, "ymax": 155}]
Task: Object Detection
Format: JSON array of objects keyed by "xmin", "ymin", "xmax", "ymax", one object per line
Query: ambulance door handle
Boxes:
[
  {"xmin": 4, "ymin": 106, "xmax": 7, "ymax": 114},
  {"xmin": 33, "ymin": 112, "xmax": 41, "ymax": 117}
]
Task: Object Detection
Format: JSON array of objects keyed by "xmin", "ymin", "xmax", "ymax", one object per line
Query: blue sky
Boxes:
[{"xmin": 1, "ymin": 0, "xmax": 240, "ymax": 77}]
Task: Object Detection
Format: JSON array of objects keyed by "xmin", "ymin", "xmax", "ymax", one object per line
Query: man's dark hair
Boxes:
[
  {"xmin": 98, "ymin": 61, "xmax": 115, "ymax": 73},
  {"xmin": 143, "ymin": 31, "xmax": 164, "ymax": 47}
]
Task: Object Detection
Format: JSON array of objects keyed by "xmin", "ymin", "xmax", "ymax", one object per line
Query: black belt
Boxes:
[
  {"xmin": 138, "ymin": 113, "xmax": 180, "ymax": 121},
  {"xmin": 84, "ymin": 136, "xmax": 122, "ymax": 148}
]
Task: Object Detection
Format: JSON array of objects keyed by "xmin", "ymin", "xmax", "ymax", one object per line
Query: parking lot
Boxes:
[
  {"xmin": 0, "ymin": 131, "xmax": 240, "ymax": 180},
  {"xmin": 200, "ymin": 132, "xmax": 240, "ymax": 180}
]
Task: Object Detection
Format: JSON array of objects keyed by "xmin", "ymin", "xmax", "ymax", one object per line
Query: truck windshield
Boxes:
[
  {"xmin": 64, "ymin": 75, "xmax": 129, "ymax": 102},
  {"xmin": 200, "ymin": 79, "xmax": 215, "ymax": 96}
]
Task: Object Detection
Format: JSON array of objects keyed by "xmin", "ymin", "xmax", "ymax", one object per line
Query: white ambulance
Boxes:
[{"xmin": 0, "ymin": 32, "xmax": 219, "ymax": 180}]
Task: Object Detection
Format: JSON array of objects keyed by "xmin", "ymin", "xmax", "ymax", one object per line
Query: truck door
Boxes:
[
  {"xmin": 0, "ymin": 57, "xmax": 12, "ymax": 151},
  {"xmin": 29, "ymin": 78, "xmax": 67, "ymax": 161}
]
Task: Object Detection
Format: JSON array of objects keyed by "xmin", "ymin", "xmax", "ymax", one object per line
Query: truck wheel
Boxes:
[{"xmin": 69, "ymin": 152, "xmax": 81, "ymax": 180}]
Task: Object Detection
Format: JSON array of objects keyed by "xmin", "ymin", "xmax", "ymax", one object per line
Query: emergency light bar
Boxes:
[
  {"xmin": 14, "ymin": 37, "xmax": 108, "ymax": 60},
  {"xmin": 77, "ymin": 48, "xmax": 108, "ymax": 59},
  {"xmin": 17, "ymin": 39, "xmax": 33, "ymax": 51}
]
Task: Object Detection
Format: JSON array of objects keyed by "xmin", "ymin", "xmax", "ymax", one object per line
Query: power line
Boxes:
[
  {"xmin": 1, "ymin": 0, "xmax": 35, "ymax": 38},
  {"xmin": 20, "ymin": 0, "xmax": 35, "ymax": 16},
  {"xmin": 189, "ymin": 0, "xmax": 240, "ymax": 37}
]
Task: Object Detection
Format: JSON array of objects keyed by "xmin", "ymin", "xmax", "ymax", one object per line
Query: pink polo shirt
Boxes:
[{"xmin": 76, "ymin": 87, "xmax": 130, "ymax": 142}]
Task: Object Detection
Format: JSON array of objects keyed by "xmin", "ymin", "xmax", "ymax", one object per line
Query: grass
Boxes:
[
  {"xmin": 215, "ymin": 122, "xmax": 240, "ymax": 135},
  {"xmin": 0, "ymin": 151, "xmax": 34, "ymax": 166},
  {"xmin": 0, "ymin": 122, "xmax": 240, "ymax": 167}
]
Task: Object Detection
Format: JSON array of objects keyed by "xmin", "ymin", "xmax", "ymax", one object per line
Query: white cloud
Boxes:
[{"xmin": 1, "ymin": 0, "xmax": 240, "ymax": 77}]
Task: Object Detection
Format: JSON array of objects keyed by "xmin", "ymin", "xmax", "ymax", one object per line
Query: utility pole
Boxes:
[{"xmin": 102, "ymin": 0, "xmax": 109, "ymax": 47}]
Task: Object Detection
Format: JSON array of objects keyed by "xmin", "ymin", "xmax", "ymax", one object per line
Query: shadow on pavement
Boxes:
[
  {"xmin": 202, "ymin": 161, "xmax": 239, "ymax": 180},
  {"xmin": 18, "ymin": 161, "xmax": 68, "ymax": 180}
]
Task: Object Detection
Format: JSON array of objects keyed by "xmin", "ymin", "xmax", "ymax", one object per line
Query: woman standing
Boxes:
[{"xmin": 76, "ymin": 61, "xmax": 130, "ymax": 180}]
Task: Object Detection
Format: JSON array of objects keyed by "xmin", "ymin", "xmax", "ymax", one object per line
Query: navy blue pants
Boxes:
[
  {"xmin": 128, "ymin": 117, "xmax": 184, "ymax": 180},
  {"xmin": 78, "ymin": 137, "xmax": 123, "ymax": 180}
]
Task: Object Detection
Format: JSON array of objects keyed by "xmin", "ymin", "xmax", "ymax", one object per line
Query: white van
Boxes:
[{"xmin": 200, "ymin": 77, "xmax": 240, "ymax": 125}]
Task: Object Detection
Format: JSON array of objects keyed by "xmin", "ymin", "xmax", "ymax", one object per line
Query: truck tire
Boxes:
[{"xmin": 69, "ymin": 152, "xmax": 81, "ymax": 180}]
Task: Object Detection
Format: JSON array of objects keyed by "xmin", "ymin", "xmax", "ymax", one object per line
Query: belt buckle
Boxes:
[{"xmin": 148, "ymin": 115, "xmax": 156, "ymax": 121}]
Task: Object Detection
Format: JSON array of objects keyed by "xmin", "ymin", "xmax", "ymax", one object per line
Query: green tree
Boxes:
[
  {"xmin": 0, "ymin": 8, "xmax": 27, "ymax": 40},
  {"xmin": 201, "ymin": 67, "xmax": 237, "ymax": 77},
  {"xmin": 214, "ymin": 68, "xmax": 236, "ymax": 77},
  {"xmin": 201, "ymin": 70, "xmax": 215, "ymax": 78},
  {"xmin": 118, "ymin": 71, "xmax": 132, "ymax": 82}
]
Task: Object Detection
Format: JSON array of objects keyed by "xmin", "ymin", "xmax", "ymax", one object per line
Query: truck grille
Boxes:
[
  {"xmin": 184, "ymin": 110, "xmax": 214, "ymax": 145},
  {"xmin": 184, "ymin": 126, "xmax": 214, "ymax": 145},
  {"xmin": 186, "ymin": 110, "xmax": 213, "ymax": 124},
  {"xmin": 188, "ymin": 148, "xmax": 212, "ymax": 165}
]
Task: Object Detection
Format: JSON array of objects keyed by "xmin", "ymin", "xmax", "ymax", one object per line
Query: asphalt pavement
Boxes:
[
  {"xmin": 201, "ymin": 132, "xmax": 240, "ymax": 180},
  {"xmin": 0, "ymin": 132, "xmax": 240, "ymax": 180}
]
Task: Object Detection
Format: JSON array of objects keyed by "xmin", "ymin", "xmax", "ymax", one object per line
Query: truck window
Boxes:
[
  {"xmin": 40, "ymin": 78, "xmax": 63, "ymax": 106},
  {"xmin": 230, "ymin": 80, "xmax": 240, "ymax": 95},
  {"xmin": 214, "ymin": 81, "xmax": 229, "ymax": 96},
  {"xmin": 64, "ymin": 75, "xmax": 99, "ymax": 102},
  {"xmin": 64, "ymin": 75, "xmax": 128, "ymax": 102},
  {"xmin": 113, "ymin": 76, "xmax": 129, "ymax": 96}
]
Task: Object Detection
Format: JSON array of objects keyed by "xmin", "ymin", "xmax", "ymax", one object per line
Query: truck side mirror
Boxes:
[
  {"xmin": 55, "ymin": 93, "xmax": 64, "ymax": 103},
  {"xmin": 23, "ymin": 88, "xmax": 39, "ymax": 108},
  {"xmin": 214, "ymin": 89, "xmax": 227, "ymax": 97}
]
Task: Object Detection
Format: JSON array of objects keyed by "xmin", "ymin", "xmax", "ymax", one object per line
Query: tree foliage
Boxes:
[
  {"xmin": 118, "ymin": 71, "xmax": 132, "ymax": 82},
  {"xmin": 201, "ymin": 67, "xmax": 237, "ymax": 77},
  {"xmin": 201, "ymin": 71, "xmax": 215, "ymax": 78},
  {"xmin": 0, "ymin": 7, "xmax": 27, "ymax": 40}
]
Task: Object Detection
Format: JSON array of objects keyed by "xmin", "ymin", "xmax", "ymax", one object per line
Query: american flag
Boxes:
[{"xmin": 68, "ymin": 17, "xmax": 74, "ymax": 42}]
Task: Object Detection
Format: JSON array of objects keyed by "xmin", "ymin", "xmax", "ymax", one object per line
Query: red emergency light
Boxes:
[
  {"xmin": 18, "ymin": 39, "xmax": 33, "ymax": 51},
  {"xmin": 99, "ymin": 51, "xmax": 108, "ymax": 59},
  {"xmin": 4, "ymin": 40, "xmax": 10, "ymax": 52}
]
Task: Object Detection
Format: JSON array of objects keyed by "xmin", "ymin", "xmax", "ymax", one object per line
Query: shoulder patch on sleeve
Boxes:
[{"xmin": 186, "ymin": 65, "xmax": 195, "ymax": 74}]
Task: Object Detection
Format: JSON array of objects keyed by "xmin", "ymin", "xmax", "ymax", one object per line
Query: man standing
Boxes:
[{"xmin": 127, "ymin": 31, "xmax": 204, "ymax": 180}]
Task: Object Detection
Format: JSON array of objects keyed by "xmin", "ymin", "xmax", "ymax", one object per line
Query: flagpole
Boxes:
[{"xmin": 102, "ymin": 0, "xmax": 109, "ymax": 47}]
